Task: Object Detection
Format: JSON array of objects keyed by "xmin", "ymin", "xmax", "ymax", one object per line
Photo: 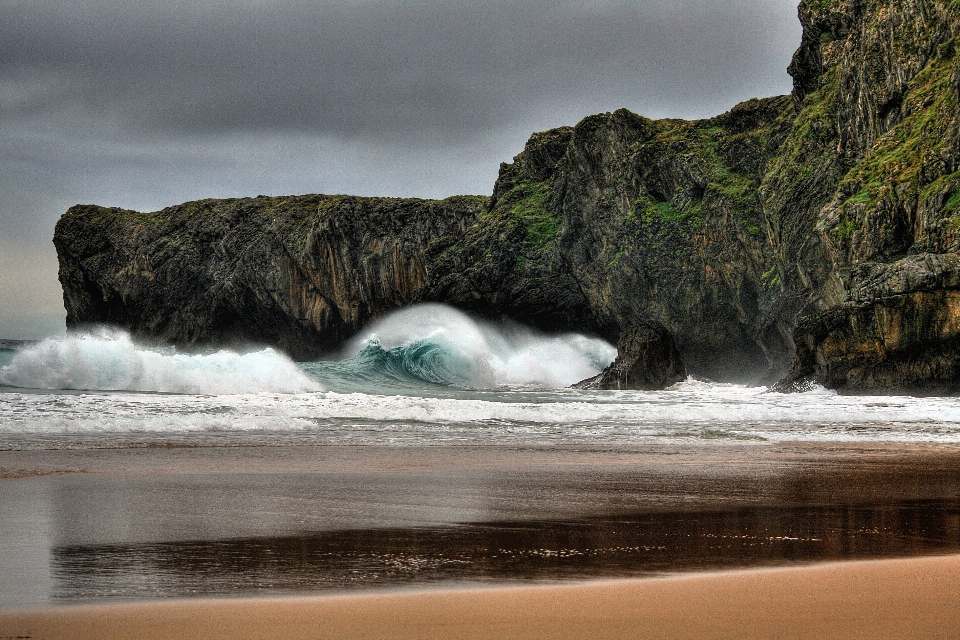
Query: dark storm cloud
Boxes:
[
  {"xmin": 1, "ymin": 0, "xmax": 799, "ymax": 141},
  {"xmin": 0, "ymin": 0, "xmax": 801, "ymax": 338}
]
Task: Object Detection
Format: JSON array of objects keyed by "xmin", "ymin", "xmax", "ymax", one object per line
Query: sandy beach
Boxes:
[
  {"xmin": 3, "ymin": 443, "xmax": 960, "ymax": 608},
  {"xmin": 3, "ymin": 554, "xmax": 960, "ymax": 639}
]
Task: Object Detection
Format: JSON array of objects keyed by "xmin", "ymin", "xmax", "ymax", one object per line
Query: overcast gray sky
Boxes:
[{"xmin": 1, "ymin": 0, "xmax": 802, "ymax": 339}]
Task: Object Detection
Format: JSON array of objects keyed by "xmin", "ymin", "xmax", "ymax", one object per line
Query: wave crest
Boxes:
[
  {"xmin": 308, "ymin": 304, "xmax": 616, "ymax": 390},
  {"xmin": 0, "ymin": 306, "xmax": 615, "ymax": 394}
]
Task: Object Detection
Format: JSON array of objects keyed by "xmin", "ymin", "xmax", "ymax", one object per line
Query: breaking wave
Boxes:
[
  {"xmin": 0, "ymin": 305, "xmax": 616, "ymax": 394},
  {"xmin": 304, "ymin": 304, "xmax": 616, "ymax": 391},
  {"xmin": 0, "ymin": 329, "xmax": 321, "ymax": 395}
]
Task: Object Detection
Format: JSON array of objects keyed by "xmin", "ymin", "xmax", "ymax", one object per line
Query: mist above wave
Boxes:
[
  {"xmin": 0, "ymin": 329, "xmax": 321, "ymax": 394},
  {"xmin": 319, "ymin": 304, "xmax": 617, "ymax": 390}
]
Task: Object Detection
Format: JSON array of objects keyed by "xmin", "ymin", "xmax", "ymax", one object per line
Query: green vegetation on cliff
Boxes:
[{"xmin": 826, "ymin": 35, "xmax": 960, "ymax": 260}]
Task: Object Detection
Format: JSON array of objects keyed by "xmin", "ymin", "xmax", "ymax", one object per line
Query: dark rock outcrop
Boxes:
[
  {"xmin": 55, "ymin": 195, "xmax": 484, "ymax": 359},
  {"xmin": 574, "ymin": 323, "xmax": 686, "ymax": 390},
  {"xmin": 418, "ymin": 98, "xmax": 796, "ymax": 382},
  {"xmin": 54, "ymin": 0, "xmax": 960, "ymax": 392},
  {"xmin": 769, "ymin": 0, "xmax": 960, "ymax": 392},
  {"xmin": 776, "ymin": 254, "xmax": 960, "ymax": 392}
]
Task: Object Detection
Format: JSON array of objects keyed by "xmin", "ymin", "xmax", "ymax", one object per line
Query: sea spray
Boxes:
[
  {"xmin": 0, "ymin": 307, "xmax": 615, "ymax": 395},
  {"xmin": 0, "ymin": 329, "xmax": 322, "ymax": 394},
  {"xmin": 329, "ymin": 304, "xmax": 618, "ymax": 390}
]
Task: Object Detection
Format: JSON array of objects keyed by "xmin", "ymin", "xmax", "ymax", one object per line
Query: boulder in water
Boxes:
[{"xmin": 574, "ymin": 323, "xmax": 686, "ymax": 391}]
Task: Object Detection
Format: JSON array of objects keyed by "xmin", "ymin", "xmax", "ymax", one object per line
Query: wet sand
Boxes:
[
  {"xmin": 3, "ymin": 443, "xmax": 960, "ymax": 609},
  {"xmin": 4, "ymin": 555, "xmax": 960, "ymax": 639}
]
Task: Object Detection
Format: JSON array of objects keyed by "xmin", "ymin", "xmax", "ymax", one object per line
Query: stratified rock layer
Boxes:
[
  {"xmin": 55, "ymin": 0, "xmax": 960, "ymax": 392},
  {"xmin": 777, "ymin": 254, "xmax": 960, "ymax": 392}
]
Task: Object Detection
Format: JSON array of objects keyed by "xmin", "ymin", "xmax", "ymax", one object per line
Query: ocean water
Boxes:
[
  {"xmin": 2, "ymin": 303, "xmax": 960, "ymax": 451},
  {"xmin": 4, "ymin": 304, "xmax": 960, "ymax": 608}
]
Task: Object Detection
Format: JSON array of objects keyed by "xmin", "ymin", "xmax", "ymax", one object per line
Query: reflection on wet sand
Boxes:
[
  {"xmin": 2, "ymin": 444, "xmax": 959, "ymax": 607},
  {"xmin": 53, "ymin": 498, "xmax": 960, "ymax": 601}
]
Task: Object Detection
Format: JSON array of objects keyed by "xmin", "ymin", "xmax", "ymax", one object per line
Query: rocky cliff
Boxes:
[
  {"xmin": 773, "ymin": 0, "xmax": 960, "ymax": 391},
  {"xmin": 55, "ymin": 0, "xmax": 960, "ymax": 391},
  {"xmin": 56, "ymin": 196, "xmax": 484, "ymax": 359}
]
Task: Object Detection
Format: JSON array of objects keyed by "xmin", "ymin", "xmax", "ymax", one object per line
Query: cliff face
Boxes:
[
  {"xmin": 55, "ymin": 0, "xmax": 960, "ymax": 391},
  {"xmin": 774, "ymin": 0, "xmax": 960, "ymax": 391},
  {"xmin": 56, "ymin": 195, "xmax": 484, "ymax": 359},
  {"xmin": 419, "ymin": 98, "xmax": 795, "ymax": 381}
]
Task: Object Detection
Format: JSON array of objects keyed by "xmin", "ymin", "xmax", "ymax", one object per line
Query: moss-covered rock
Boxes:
[{"xmin": 773, "ymin": 0, "xmax": 960, "ymax": 392}]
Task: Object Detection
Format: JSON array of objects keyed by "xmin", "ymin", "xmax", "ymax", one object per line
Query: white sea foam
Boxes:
[
  {"xmin": 347, "ymin": 304, "xmax": 617, "ymax": 388},
  {"xmin": 3, "ymin": 310, "xmax": 960, "ymax": 448},
  {"xmin": 0, "ymin": 330, "xmax": 322, "ymax": 395},
  {"xmin": 3, "ymin": 379, "xmax": 960, "ymax": 447}
]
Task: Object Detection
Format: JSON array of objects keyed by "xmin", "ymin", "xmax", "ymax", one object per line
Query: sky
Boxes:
[{"xmin": 0, "ymin": 0, "xmax": 803, "ymax": 339}]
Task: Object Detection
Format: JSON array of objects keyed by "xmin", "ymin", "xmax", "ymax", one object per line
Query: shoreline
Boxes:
[{"xmin": 4, "ymin": 554, "xmax": 960, "ymax": 639}]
